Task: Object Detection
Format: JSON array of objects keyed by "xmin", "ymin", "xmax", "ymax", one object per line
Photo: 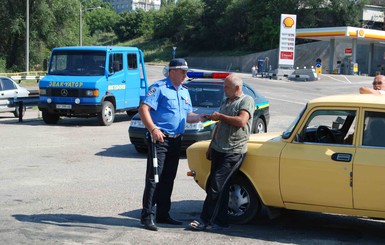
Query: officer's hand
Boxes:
[
  {"xmin": 200, "ymin": 114, "xmax": 210, "ymax": 122},
  {"xmin": 152, "ymin": 128, "xmax": 165, "ymax": 142}
]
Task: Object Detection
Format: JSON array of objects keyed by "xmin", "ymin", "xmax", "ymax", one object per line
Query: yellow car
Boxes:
[{"xmin": 187, "ymin": 94, "xmax": 385, "ymax": 224}]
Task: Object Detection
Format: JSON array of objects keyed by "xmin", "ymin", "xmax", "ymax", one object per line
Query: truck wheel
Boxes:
[
  {"xmin": 13, "ymin": 106, "xmax": 26, "ymax": 118},
  {"xmin": 97, "ymin": 101, "xmax": 115, "ymax": 126},
  {"xmin": 42, "ymin": 111, "xmax": 60, "ymax": 124},
  {"xmin": 226, "ymin": 175, "xmax": 261, "ymax": 224}
]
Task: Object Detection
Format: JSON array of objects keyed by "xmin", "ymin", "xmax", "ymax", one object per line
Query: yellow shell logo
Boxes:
[
  {"xmin": 359, "ymin": 29, "xmax": 365, "ymax": 37},
  {"xmin": 283, "ymin": 17, "xmax": 295, "ymax": 28}
]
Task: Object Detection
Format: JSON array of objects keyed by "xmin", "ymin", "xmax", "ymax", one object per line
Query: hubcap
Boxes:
[{"xmin": 227, "ymin": 184, "xmax": 250, "ymax": 216}]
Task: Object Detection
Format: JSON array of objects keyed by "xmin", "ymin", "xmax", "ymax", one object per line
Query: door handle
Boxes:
[{"xmin": 331, "ymin": 153, "xmax": 352, "ymax": 162}]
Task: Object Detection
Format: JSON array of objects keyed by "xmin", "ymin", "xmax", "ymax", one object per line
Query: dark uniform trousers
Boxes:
[
  {"xmin": 141, "ymin": 134, "xmax": 182, "ymax": 221},
  {"xmin": 200, "ymin": 149, "xmax": 245, "ymax": 226}
]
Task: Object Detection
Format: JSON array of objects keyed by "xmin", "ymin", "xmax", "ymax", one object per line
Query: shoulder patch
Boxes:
[{"xmin": 147, "ymin": 87, "xmax": 156, "ymax": 96}]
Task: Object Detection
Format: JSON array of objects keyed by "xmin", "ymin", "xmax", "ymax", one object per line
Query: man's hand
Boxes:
[
  {"xmin": 199, "ymin": 114, "xmax": 211, "ymax": 122},
  {"xmin": 210, "ymin": 112, "xmax": 221, "ymax": 121},
  {"xmin": 151, "ymin": 128, "xmax": 165, "ymax": 142}
]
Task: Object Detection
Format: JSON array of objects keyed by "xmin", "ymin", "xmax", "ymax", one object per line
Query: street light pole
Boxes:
[
  {"xmin": 26, "ymin": 0, "xmax": 29, "ymax": 72},
  {"xmin": 79, "ymin": 3, "xmax": 101, "ymax": 46},
  {"xmin": 79, "ymin": 1, "xmax": 83, "ymax": 46}
]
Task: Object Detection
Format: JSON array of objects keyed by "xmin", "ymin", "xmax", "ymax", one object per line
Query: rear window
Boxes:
[{"xmin": 187, "ymin": 83, "xmax": 224, "ymax": 108}]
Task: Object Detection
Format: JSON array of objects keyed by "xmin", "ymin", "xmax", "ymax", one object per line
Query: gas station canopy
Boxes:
[{"xmin": 296, "ymin": 26, "xmax": 385, "ymax": 74}]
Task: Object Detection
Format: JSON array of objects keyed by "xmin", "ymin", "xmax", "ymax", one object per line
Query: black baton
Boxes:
[{"xmin": 151, "ymin": 135, "xmax": 159, "ymax": 183}]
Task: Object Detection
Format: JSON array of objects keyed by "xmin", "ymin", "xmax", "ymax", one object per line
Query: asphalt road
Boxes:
[{"xmin": 1, "ymin": 67, "xmax": 385, "ymax": 244}]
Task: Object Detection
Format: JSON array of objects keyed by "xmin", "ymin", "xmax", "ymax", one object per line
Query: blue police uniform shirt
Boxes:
[{"xmin": 143, "ymin": 77, "xmax": 193, "ymax": 135}]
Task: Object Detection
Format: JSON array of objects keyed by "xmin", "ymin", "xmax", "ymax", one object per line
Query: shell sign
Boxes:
[
  {"xmin": 279, "ymin": 14, "xmax": 297, "ymax": 67},
  {"xmin": 283, "ymin": 17, "xmax": 295, "ymax": 28}
]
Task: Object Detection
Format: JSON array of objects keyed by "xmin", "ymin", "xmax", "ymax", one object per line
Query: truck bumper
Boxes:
[{"xmin": 38, "ymin": 103, "xmax": 102, "ymax": 117}]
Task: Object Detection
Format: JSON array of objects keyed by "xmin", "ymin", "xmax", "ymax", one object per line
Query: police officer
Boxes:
[{"xmin": 139, "ymin": 58, "xmax": 207, "ymax": 231}]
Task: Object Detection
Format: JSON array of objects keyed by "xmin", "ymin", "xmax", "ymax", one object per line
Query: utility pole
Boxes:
[{"xmin": 26, "ymin": 0, "xmax": 29, "ymax": 72}]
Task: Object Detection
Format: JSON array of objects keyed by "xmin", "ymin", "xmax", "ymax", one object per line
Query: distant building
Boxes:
[
  {"xmin": 103, "ymin": 0, "xmax": 161, "ymax": 13},
  {"xmin": 361, "ymin": 5, "xmax": 385, "ymax": 30}
]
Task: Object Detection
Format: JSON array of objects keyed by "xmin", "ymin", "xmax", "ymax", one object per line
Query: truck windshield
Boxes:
[{"xmin": 48, "ymin": 50, "xmax": 106, "ymax": 76}]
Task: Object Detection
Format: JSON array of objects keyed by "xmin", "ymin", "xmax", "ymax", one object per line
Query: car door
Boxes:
[
  {"xmin": 353, "ymin": 110, "xmax": 385, "ymax": 211},
  {"xmin": 107, "ymin": 52, "xmax": 126, "ymax": 109},
  {"xmin": 279, "ymin": 108, "xmax": 357, "ymax": 208},
  {"xmin": 0, "ymin": 77, "xmax": 17, "ymax": 110},
  {"xmin": 124, "ymin": 52, "xmax": 141, "ymax": 109}
]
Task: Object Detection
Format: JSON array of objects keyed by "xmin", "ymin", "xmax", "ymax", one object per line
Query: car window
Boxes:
[
  {"xmin": 299, "ymin": 109, "xmax": 356, "ymax": 145},
  {"xmin": 362, "ymin": 111, "xmax": 385, "ymax": 147},
  {"xmin": 243, "ymin": 85, "xmax": 256, "ymax": 98},
  {"xmin": 1, "ymin": 78, "xmax": 17, "ymax": 91},
  {"xmin": 188, "ymin": 84, "xmax": 223, "ymax": 108}
]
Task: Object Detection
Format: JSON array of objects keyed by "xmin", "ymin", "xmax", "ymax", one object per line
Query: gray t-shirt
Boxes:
[{"xmin": 211, "ymin": 94, "xmax": 254, "ymax": 154}]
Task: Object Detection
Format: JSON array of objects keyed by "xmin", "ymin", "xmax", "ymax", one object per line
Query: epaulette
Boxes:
[{"xmin": 153, "ymin": 80, "xmax": 167, "ymax": 87}]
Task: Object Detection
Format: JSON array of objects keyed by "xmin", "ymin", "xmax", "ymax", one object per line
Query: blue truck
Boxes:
[{"xmin": 38, "ymin": 46, "xmax": 148, "ymax": 126}]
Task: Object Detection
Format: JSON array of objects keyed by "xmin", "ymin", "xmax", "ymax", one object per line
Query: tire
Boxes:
[
  {"xmin": 226, "ymin": 175, "xmax": 261, "ymax": 224},
  {"xmin": 253, "ymin": 118, "xmax": 266, "ymax": 134},
  {"xmin": 13, "ymin": 106, "xmax": 26, "ymax": 118},
  {"xmin": 42, "ymin": 111, "xmax": 60, "ymax": 124},
  {"xmin": 97, "ymin": 101, "xmax": 115, "ymax": 126}
]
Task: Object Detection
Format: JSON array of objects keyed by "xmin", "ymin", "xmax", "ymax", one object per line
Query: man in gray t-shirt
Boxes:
[{"xmin": 189, "ymin": 74, "xmax": 254, "ymax": 231}]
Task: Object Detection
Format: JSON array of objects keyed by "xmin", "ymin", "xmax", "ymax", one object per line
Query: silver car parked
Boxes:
[{"xmin": 0, "ymin": 76, "xmax": 30, "ymax": 118}]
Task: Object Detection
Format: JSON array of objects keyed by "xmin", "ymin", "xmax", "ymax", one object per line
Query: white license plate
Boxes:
[{"xmin": 56, "ymin": 104, "xmax": 72, "ymax": 109}]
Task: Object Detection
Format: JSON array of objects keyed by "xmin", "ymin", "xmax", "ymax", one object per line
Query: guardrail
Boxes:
[
  {"xmin": 10, "ymin": 75, "xmax": 44, "ymax": 82},
  {"xmin": 11, "ymin": 95, "xmax": 40, "ymax": 122}
]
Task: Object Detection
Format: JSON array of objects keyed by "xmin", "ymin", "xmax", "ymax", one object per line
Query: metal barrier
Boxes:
[
  {"xmin": 12, "ymin": 95, "xmax": 40, "ymax": 122},
  {"xmin": 10, "ymin": 75, "xmax": 44, "ymax": 82}
]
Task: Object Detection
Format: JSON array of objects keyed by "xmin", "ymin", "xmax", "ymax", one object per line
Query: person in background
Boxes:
[
  {"xmin": 139, "ymin": 58, "xmax": 208, "ymax": 232},
  {"xmin": 251, "ymin": 65, "xmax": 256, "ymax": 77},
  {"xmin": 189, "ymin": 73, "xmax": 255, "ymax": 231},
  {"xmin": 359, "ymin": 75, "xmax": 385, "ymax": 94}
]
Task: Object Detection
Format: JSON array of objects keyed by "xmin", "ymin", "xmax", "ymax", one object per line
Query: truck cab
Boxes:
[{"xmin": 38, "ymin": 46, "xmax": 148, "ymax": 126}]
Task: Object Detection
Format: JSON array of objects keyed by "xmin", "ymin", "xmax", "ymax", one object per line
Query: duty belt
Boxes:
[{"xmin": 162, "ymin": 131, "xmax": 181, "ymax": 138}]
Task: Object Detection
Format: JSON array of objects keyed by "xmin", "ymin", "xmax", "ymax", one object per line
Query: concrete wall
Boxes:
[{"xmin": 186, "ymin": 41, "xmax": 385, "ymax": 76}]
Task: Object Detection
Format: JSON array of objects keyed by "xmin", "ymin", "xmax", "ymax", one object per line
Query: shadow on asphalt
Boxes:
[
  {"xmin": 12, "ymin": 201, "xmax": 385, "ymax": 244},
  {"xmin": 0, "ymin": 113, "xmax": 132, "ymax": 126}
]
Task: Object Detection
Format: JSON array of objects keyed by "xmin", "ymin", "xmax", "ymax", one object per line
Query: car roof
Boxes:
[
  {"xmin": 308, "ymin": 94, "xmax": 385, "ymax": 108},
  {"xmin": 184, "ymin": 79, "xmax": 224, "ymax": 86}
]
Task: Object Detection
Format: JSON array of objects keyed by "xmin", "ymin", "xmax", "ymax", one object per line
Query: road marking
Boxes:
[
  {"xmin": 321, "ymin": 74, "xmax": 351, "ymax": 83},
  {"xmin": 266, "ymin": 96, "xmax": 306, "ymax": 105}
]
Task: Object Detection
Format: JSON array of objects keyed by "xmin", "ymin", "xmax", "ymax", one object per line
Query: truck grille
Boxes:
[{"xmin": 47, "ymin": 88, "xmax": 81, "ymax": 97}]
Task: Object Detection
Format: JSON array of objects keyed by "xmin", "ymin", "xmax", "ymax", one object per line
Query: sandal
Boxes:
[{"xmin": 189, "ymin": 220, "xmax": 207, "ymax": 231}]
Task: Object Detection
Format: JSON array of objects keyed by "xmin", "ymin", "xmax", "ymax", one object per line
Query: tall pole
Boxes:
[
  {"xmin": 26, "ymin": 0, "xmax": 29, "ymax": 72},
  {"xmin": 79, "ymin": 1, "xmax": 82, "ymax": 46}
]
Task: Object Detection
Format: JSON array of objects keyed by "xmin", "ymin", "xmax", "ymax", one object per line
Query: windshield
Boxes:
[
  {"xmin": 187, "ymin": 84, "xmax": 224, "ymax": 108},
  {"xmin": 282, "ymin": 105, "xmax": 307, "ymax": 139},
  {"xmin": 48, "ymin": 50, "xmax": 106, "ymax": 76}
]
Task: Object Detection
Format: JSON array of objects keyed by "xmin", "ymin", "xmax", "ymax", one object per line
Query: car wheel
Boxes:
[
  {"xmin": 253, "ymin": 118, "xmax": 266, "ymax": 133},
  {"xmin": 134, "ymin": 145, "xmax": 148, "ymax": 154},
  {"xmin": 97, "ymin": 101, "xmax": 115, "ymax": 126},
  {"xmin": 13, "ymin": 106, "xmax": 26, "ymax": 118},
  {"xmin": 226, "ymin": 175, "xmax": 261, "ymax": 224},
  {"xmin": 42, "ymin": 111, "xmax": 60, "ymax": 124}
]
